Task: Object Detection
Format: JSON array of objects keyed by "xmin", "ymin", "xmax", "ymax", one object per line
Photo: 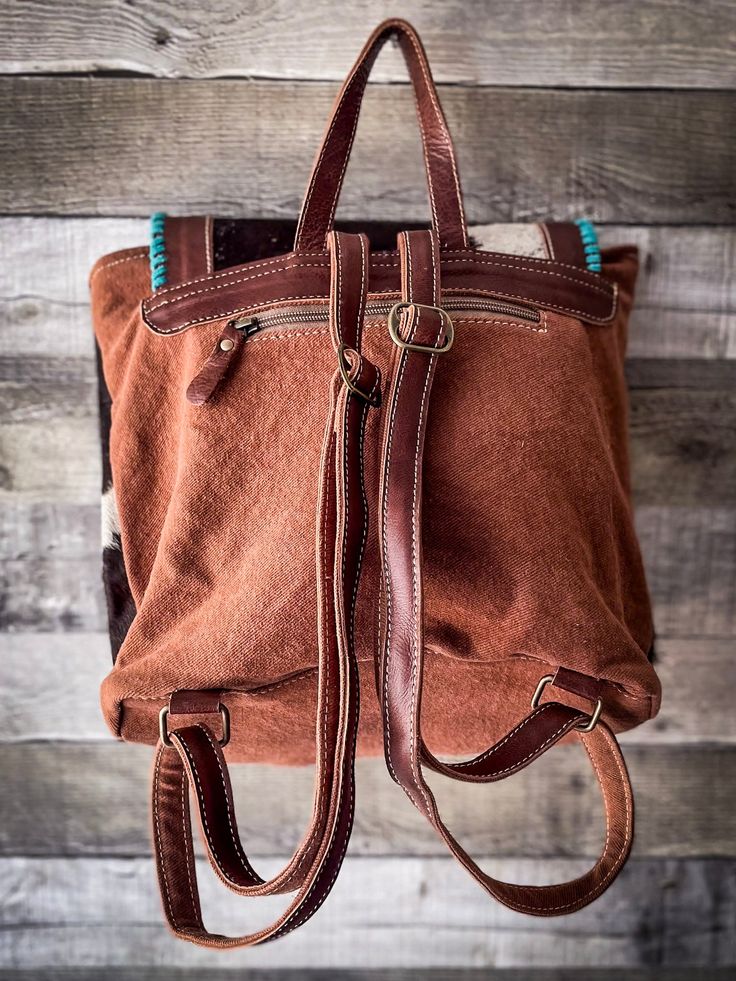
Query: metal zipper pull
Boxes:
[{"xmin": 185, "ymin": 317, "xmax": 259, "ymax": 406}]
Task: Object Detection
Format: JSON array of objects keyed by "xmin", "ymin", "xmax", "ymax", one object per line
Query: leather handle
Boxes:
[
  {"xmin": 294, "ymin": 18, "xmax": 468, "ymax": 253},
  {"xmin": 377, "ymin": 228, "xmax": 634, "ymax": 915},
  {"xmin": 150, "ymin": 232, "xmax": 380, "ymax": 947}
]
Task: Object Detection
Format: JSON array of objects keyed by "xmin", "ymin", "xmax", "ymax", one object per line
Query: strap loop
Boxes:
[
  {"xmin": 150, "ymin": 232, "xmax": 378, "ymax": 947},
  {"xmin": 377, "ymin": 227, "xmax": 635, "ymax": 916},
  {"xmin": 158, "ymin": 703, "xmax": 229, "ymax": 747},
  {"xmin": 294, "ymin": 19, "xmax": 468, "ymax": 252},
  {"xmin": 336, "ymin": 344, "xmax": 381, "ymax": 406}
]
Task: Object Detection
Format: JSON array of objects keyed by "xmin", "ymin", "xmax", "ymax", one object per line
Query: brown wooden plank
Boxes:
[
  {"xmin": 1, "ymin": 79, "xmax": 733, "ymax": 222},
  {"xmin": 1, "ymin": 741, "xmax": 733, "ymax": 859},
  {"xmin": 1, "ymin": 857, "xmax": 733, "ymax": 968},
  {"xmin": 1, "ymin": 1, "xmax": 734, "ymax": 88},
  {"xmin": 1, "ymin": 634, "xmax": 730, "ymax": 746}
]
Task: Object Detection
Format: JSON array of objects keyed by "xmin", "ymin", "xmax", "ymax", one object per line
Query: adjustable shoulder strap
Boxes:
[
  {"xmin": 377, "ymin": 228, "xmax": 634, "ymax": 915},
  {"xmin": 151, "ymin": 231, "xmax": 380, "ymax": 947}
]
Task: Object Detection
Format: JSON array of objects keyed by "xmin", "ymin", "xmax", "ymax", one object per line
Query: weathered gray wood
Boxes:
[
  {"xmin": 1, "ymin": 80, "xmax": 733, "ymax": 222},
  {"xmin": 0, "ymin": 634, "xmax": 112, "ymax": 742},
  {"xmin": 637, "ymin": 506, "xmax": 736, "ymax": 638},
  {"xmin": 0, "ymin": 420, "xmax": 100, "ymax": 504},
  {"xmin": 1, "ymin": 857, "xmax": 733, "ymax": 968},
  {"xmin": 2, "ymin": 219, "xmax": 735, "ymax": 358},
  {"xmin": 1, "ymin": 505, "xmax": 733, "ymax": 636},
  {"xmin": 2, "ymin": 374, "xmax": 733, "ymax": 501},
  {"xmin": 628, "ymin": 387, "xmax": 736, "ymax": 507},
  {"xmin": 2, "ymin": 972, "xmax": 733, "ymax": 981},
  {"xmin": 1, "ymin": 633, "xmax": 731, "ymax": 746},
  {"xmin": 1, "ymin": 741, "xmax": 733, "ymax": 859},
  {"xmin": 2, "ymin": 1, "xmax": 735, "ymax": 88}
]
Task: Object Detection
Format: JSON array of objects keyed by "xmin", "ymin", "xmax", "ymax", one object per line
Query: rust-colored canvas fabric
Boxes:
[
  {"xmin": 91, "ymin": 238, "xmax": 658, "ymax": 764},
  {"xmin": 88, "ymin": 17, "xmax": 662, "ymax": 941}
]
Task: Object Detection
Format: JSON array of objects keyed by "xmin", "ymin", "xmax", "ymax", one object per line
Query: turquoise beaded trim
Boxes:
[
  {"xmin": 149, "ymin": 212, "xmax": 168, "ymax": 289},
  {"xmin": 575, "ymin": 218, "xmax": 601, "ymax": 273}
]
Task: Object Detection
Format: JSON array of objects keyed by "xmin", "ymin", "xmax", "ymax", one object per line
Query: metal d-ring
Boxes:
[
  {"xmin": 159, "ymin": 703, "xmax": 230, "ymax": 748},
  {"xmin": 531, "ymin": 674, "xmax": 603, "ymax": 733}
]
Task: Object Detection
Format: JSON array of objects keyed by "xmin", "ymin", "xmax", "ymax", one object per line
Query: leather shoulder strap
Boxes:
[
  {"xmin": 151, "ymin": 231, "xmax": 380, "ymax": 946},
  {"xmin": 294, "ymin": 18, "xmax": 468, "ymax": 252},
  {"xmin": 377, "ymin": 228, "xmax": 634, "ymax": 915}
]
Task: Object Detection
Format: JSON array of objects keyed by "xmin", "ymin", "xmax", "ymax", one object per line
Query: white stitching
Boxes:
[
  {"xmin": 192, "ymin": 724, "xmax": 256, "ymax": 877},
  {"xmin": 145, "ymin": 263, "xmax": 333, "ymax": 312},
  {"xmin": 144, "ymin": 248, "xmax": 610, "ymax": 314},
  {"xmin": 449, "ymin": 703, "xmax": 562, "ymax": 770},
  {"xmin": 312, "ymin": 425, "xmax": 332, "ymax": 865},
  {"xmin": 173, "ymin": 728, "xmax": 257, "ymax": 887},
  {"xmin": 401, "ymin": 28, "xmax": 468, "ymax": 248},
  {"xmin": 294, "ymin": 48, "xmax": 367, "ymax": 249},
  {"xmin": 152, "ymin": 744, "xmax": 177, "ymax": 929},
  {"xmin": 507, "ymin": 725, "xmax": 632, "ymax": 913},
  {"xmin": 323, "ymin": 90, "xmax": 367, "ymax": 244},
  {"xmin": 145, "ymin": 280, "xmax": 614, "ymax": 335},
  {"xmin": 89, "ymin": 250, "xmax": 147, "ymax": 283},
  {"xmin": 286, "ymin": 370, "xmax": 370, "ymax": 937},
  {"xmin": 438, "ymin": 257, "xmax": 612, "ymax": 294},
  {"xmin": 146, "ymin": 251, "xmax": 329, "ymax": 297},
  {"xmin": 180, "ymin": 767, "xmax": 198, "ymax": 916},
  {"xmin": 407, "ymin": 269, "xmax": 445, "ymax": 818},
  {"xmin": 381, "ymin": 275, "xmax": 412, "ymax": 786}
]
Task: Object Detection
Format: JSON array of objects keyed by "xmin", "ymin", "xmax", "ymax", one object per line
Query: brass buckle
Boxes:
[
  {"xmin": 387, "ymin": 302, "xmax": 454, "ymax": 354},
  {"xmin": 531, "ymin": 675, "xmax": 603, "ymax": 733},
  {"xmin": 336, "ymin": 343, "xmax": 380, "ymax": 405},
  {"xmin": 159, "ymin": 704, "xmax": 230, "ymax": 748}
]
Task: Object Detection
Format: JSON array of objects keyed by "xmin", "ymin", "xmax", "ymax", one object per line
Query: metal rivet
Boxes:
[{"xmin": 219, "ymin": 338, "xmax": 235, "ymax": 352}]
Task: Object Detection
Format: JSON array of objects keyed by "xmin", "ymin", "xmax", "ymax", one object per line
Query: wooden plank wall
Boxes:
[{"xmin": 0, "ymin": 1, "xmax": 734, "ymax": 977}]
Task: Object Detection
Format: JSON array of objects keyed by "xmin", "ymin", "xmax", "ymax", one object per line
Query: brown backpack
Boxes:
[{"xmin": 90, "ymin": 18, "xmax": 661, "ymax": 948}]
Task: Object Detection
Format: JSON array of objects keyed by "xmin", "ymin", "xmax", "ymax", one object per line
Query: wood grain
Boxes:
[
  {"xmin": 2, "ymin": 972, "xmax": 733, "ymax": 981},
  {"xmin": 2, "ymin": 371, "xmax": 733, "ymax": 500},
  {"xmin": 2, "ymin": 1, "xmax": 734, "ymax": 974},
  {"xmin": 1, "ymin": 633, "xmax": 731, "ymax": 746},
  {"xmin": 1, "ymin": 503, "xmax": 734, "ymax": 635},
  {"xmin": 2, "ymin": 219, "xmax": 734, "ymax": 358},
  {"xmin": 2, "ymin": 1, "xmax": 735, "ymax": 88},
  {"xmin": 1, "ymin": 857, "xmax": 734, "ymax": 968},
  {"xmin": 637, "ymin": 506, "xmax": 736, "ymax": 638},
  {"xmin": 1, "ymin": 742, "xmax": 733, "ymax": 860},
  {"xmin": 1, "ymin": 80, "xmax": 733, "ymax": 221}
]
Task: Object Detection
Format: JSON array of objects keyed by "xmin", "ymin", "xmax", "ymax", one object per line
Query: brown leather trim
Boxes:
[
  {"xmin": 150, "ymin": 232, "xmax": 381, "ymax": 947},
  {"xmin": 185, "ymin": 321, "xmax": 246, "ymax": 406},
  {"xmin": 376, "ymin": 228, "xmax": 635, "ymax": 917},
  {"xmin": 164, "ymin": 217, "xmax": 212, "ymax": 284},
  {"xmin": 543, "ymin": 221, "xmax": 587, "ymax": 267},
  {"xmin": 294, "ymin": 18, "xmax": 468, "ymax": 252},
  {"xmin": 142, "ymin": 247, "xmax": 617, "ymax": 336}
]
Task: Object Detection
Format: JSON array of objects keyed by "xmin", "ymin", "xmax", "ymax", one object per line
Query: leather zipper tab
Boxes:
[{"xmin": 185, "ymin": 320, "xmax": 253, "ymax": 406}]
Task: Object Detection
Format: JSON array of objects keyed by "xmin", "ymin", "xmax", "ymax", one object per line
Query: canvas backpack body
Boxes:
[{"xmin": 90, "ymin": 18, "xmax": 661, "ymax": 947}]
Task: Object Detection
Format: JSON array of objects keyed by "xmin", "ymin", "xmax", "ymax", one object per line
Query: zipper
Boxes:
[
  {"xmin": 187, "ymin": 297, "xmax": 539, "ymax": 406},
  {"xmin": 231, "ymin": 296, "xmax": 540, "ymax": 336}
]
